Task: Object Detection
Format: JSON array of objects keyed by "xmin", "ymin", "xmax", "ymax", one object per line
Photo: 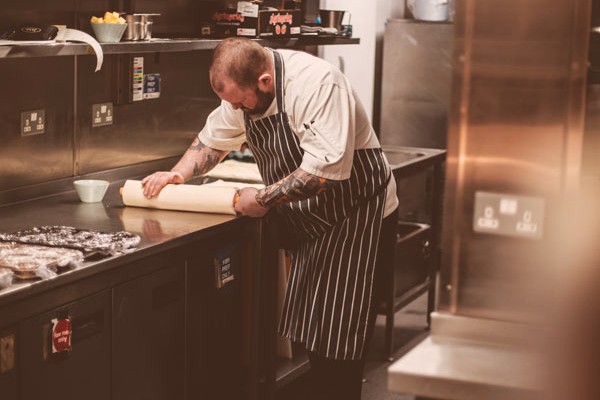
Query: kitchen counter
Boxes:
[
  {"xmin": 388, "ymin": 312, "xmax": 544, "ymax": 400},
  {"xmin": 0, "ymin": 177, "xmax": 244, "ymax": 306},
  {"xmin": 0, "ymin": 176, "xmax": 266, "ymax": 400}
]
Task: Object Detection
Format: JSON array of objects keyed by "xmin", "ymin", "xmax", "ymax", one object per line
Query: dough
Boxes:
[{"xmin": 121, "ymin": 179, "xmax": 239, "ymax": 215}]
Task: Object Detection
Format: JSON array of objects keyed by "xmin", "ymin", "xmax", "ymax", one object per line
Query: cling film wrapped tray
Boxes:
[
  {"xmin": 0, "ymin": 225, "xmax": 141, "ymax": 257},
  {"xmin": 0, "ymin": 242, "xmax": 84, "ymax": 280},
  {"xmin": 0, "ymin": 267, "xmax": 14, "ymax": 289},
  {"xmin": 0, "ymin": 225, "xmax": 141, "ymax": 285}
]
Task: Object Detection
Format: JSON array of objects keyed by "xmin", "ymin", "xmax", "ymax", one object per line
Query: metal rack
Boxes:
[{"xmin": 0, "ymin": 36, "xmax": 359, "ymax": 59}]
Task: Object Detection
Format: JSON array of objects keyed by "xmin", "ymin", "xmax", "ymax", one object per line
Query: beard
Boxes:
[{"xmin": 242, "ymin": 87, "xmax": 275, "ymax": 117}]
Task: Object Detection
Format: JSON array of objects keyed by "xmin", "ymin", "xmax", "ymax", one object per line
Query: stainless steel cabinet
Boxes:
[
  {"xmin": 0, "ymin": 326, "xmax": 17, "ymax": 400},
  {"xmin": 19, "ymin": 291, "xmax": 112, "ymax": 400},
  {"xmin": 187, "ymin": 240, "xmax": 246, "ymax": 400},
  {"xmin": 112, "ymin": 263, "xmax": 186, "ymax": 400}
]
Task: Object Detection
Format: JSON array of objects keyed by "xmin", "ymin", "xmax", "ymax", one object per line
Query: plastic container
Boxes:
[
  {"xmin": 91, "ymin": 22, "xmax": 127, "ymax": 43},
  {"xmin": 74, "ymin": 180, "xmax": 110, "ymax": 203}
]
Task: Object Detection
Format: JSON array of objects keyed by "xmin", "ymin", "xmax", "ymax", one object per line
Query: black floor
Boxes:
[{"xmin": 276, "ymin": 294, "xmax": 429, "ymax": 400}]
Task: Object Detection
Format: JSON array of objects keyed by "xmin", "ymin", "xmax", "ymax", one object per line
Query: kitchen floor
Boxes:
[{"xmin": 276, "ymin": 294, "xmax": 429, "ymax": 400}]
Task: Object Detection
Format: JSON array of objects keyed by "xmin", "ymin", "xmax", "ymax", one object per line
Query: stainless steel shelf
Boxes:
[
  {"xmin": 0, "ymin": 36, "xmax": 359, "ymax": 59},
  {"xmin": 275, "ymin": 353, "xmax": 310, "ymax": 390}
]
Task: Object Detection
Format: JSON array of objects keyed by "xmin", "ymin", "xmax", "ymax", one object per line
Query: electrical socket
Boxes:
[
  {"xmin": 20, "ymin": 109, "xmax": 45, "ymax": 136},
  {"xmin": 92, "ymin": 102, "xmax": 114, "ymax": 127}
]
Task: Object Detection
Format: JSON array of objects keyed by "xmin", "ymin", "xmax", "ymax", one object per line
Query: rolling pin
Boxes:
[{"xmin": 120, "ymin": 179, "xmax": 239, "ymax": 215}]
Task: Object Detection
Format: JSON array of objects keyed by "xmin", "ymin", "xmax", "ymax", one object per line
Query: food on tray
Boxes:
[
  {"xmin": 91, "ymin": 11, "xmax": 126, "ymax": 24},
  {"xmin": 0, "ymin": 226, "xmax": 141, "ymax": 257},
  {"xmin": 0, "ymin": 267, "xmax": 14, "ymax": 289},
  {"xmin": 0, "ymin": 242, "xmax": 84, "ymax": 280}
]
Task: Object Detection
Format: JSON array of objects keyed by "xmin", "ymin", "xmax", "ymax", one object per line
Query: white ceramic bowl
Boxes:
[
  {"xmin": 74, "ymin": 180, "xmax": 110, "ymax": 203},
  {"xmin": 91, "ymin": 22, "xmax": 127, "ymax": 43}
]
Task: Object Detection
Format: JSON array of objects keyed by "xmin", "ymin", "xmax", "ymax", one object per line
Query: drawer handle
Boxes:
[{"xmin": 72, "ymin": 311, "xmax": 104, "ymax": 344}]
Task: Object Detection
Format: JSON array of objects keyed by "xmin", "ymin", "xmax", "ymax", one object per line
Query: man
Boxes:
[{"xmin": 142, "ymin": 37, "xmax": 398, "ymax": 399}]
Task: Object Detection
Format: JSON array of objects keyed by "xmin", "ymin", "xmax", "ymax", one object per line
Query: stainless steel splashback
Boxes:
[
  {"xmin": 379, "ymin": 19, "xmax": 453, "ymax": 149},
  {"xmin": 439, "ymin": 0, "xmax": 591, "ymax": 320},
  {"xmin": 0, "ymin": 0, "xmax": 222, "ymax": 205},
  {"xmin": 0, "ymin": 52, "xmax": 219, "ymax": 201}
]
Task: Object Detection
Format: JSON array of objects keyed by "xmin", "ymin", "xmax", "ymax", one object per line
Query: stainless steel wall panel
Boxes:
[
  {"xmin": 439, "ymin": 0, "xmax": 591, "ymax": 320},
  {"xmin": 379, "ymin": 20, "xmax": 453, "ymax": 149},
  {"xmin": 583, "ymin": 84, "xmax": 600, "ymax": 188},
  {"xmin": 0, "ymin": 0, "xmax": 79, "ymax": 29},
  {"xmin": 76, "ymin": 52, "xmax": 220, "ymax": 175},
  {"xmin": 0, "ymin": 57, "xmax": 74, "ymax": 192}
]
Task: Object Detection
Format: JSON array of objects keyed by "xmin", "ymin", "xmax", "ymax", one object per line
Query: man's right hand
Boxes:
[{"xmin": 141, "ymin": 171, "xmax": 185, "ymax": 198}]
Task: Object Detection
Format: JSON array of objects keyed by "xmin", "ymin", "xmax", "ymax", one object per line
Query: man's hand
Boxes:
[
  {"xmin": 234, "ymin": 187, "xmax": 270, "ymax": 217},
  {"xmin": 141, "ymin": 171, "xmax": 184, "ymax": 198}
]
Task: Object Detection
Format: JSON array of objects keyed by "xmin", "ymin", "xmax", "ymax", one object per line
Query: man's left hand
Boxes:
[{"xmin": 234, "ymin": 187, "xmax": 270, "ymax": 217}]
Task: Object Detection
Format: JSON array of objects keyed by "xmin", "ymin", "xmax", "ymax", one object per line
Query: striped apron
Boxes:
[{"xmin": 244, "ymin": 50, "xmax": 390, "ymax": 360}]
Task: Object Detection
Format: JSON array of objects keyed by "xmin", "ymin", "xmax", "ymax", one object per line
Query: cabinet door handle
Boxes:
[{"xmin": 72, "ymin": 311, "xmax": 105, "ymax": 344}]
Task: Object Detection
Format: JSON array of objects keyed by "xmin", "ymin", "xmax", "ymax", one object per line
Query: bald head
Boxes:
[{"xmin": 210, "ymin": 38, "xmax": 273, "ymax": 92}]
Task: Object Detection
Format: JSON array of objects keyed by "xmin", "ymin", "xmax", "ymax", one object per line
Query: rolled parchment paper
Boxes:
[{"xmin": 121, "ymin": 179, "xmax": 238, "ymax": 215}]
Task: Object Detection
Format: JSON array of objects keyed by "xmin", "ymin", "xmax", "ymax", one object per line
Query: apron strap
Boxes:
[{"xmin": 272, "ymin": 50, "xmax": 285, "ymax": 113}]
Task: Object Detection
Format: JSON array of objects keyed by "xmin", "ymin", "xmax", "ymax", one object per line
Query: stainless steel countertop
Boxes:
[
  {"xmin": 0, "ymin": 177, "xmax": 240, "ymax": 305},
  {"xmin": 388, "ymin": 312, "xmax": 544, "ymax": 400}
]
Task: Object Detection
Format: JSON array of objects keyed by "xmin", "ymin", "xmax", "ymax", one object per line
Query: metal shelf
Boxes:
[
  {"xmin": 275, "ymin": 352, "xmax": 310, "ymax": 391},
  {"xmin": 0, "ymin": 36, "xmax": 359, "ymax": 59}
]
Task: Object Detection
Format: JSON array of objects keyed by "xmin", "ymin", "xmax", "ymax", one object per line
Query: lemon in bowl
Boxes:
[{"xmin": 91, "ymin": 12, "xmax": 127, "ymax": 43}]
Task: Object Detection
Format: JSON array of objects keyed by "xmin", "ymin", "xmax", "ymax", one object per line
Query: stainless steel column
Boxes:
[
  {"xmin": 440, "ymin": 0, "xmax": 591, "ymax": 320},
  {"xmin": 388, "ymin": 0, "xmax": 592, "ymax": 398}
]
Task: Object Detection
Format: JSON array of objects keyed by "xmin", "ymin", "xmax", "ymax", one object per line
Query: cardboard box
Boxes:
[
  {"xmin": 213, "ymin": 3, "xmax": 301, "ymax": 38},
  {"xmin": 257, "ymin": 9, "xmax": 301, "ymax": 37},
  {"xmin": 211, "ymin": 10, "xmax": 245, "ymax": 38}
]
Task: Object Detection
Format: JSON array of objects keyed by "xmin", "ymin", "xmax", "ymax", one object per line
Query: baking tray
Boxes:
[
  {"xmin": 0, "ymin": 242, "xmax": 84, "ymax": 280},
  {"xmin": 0, "ymin": 225, "xmax": 141, "ymax": 258}
]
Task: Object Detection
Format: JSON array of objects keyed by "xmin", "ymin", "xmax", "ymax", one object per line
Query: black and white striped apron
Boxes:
[{"xmin": 244, "ymin": 50, "xmax": 390, "ymax": 360}]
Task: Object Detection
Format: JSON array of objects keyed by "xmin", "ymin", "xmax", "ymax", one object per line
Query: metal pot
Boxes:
[
  {"xmin": 124, "ymin": 14, "xmax": 159, "ymax": 41},
  {"xmin": 319, "ymin": 9, "xmax": 345, "ymax": 32}
]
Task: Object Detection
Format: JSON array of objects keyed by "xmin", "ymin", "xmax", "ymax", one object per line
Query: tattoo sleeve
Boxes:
[
  {"xmin": 256, "ymin": 168, "xmax": 338, "ymax": 208},
  {"xmin": 172, "ymin": 137, "xmax": 229, "ymax": 180}
]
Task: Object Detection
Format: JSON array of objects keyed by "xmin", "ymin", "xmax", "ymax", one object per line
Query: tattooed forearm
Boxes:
[
  {"xmin": 256, "ymin": 168, "xmax": 338, "ymax": 208},
  {"xmin": 193, "ymin": 163, "xmax": 201, "ymax": 178},
  {"xmin": 191, "ymin": 149, "xmax": 223, "ymax": 177},
  {"xmin": 173, "ymin": 138, "xmax": 229, "ymax": 180}
]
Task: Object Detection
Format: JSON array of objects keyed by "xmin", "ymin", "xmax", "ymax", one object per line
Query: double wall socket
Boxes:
[
  {"xmin": 92, "ymin": 102, "xmax": 114, "ymax": 127},
  {"xmin": 20, "ymin": 109, "xmax": 45, "ymax": 136},
  {"xmin": 473, "ymin": 191, "xmax": 545, "ymax": 240}
]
